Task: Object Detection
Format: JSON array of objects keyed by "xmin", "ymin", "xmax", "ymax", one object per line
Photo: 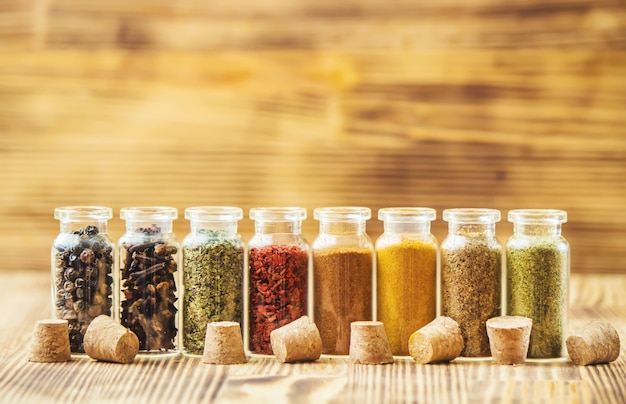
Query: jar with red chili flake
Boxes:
[{"xmin": 247, "ymin": 207, "xmax": 309, "ymax": 355}]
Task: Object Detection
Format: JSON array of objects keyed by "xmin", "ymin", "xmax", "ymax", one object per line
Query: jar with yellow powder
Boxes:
[{"xmin": 376, "ymin": 207, "xmax": 438, "ymax": 356}]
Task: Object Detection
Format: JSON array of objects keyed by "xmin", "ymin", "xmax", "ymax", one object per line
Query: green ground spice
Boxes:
[
  {"xmin": 441, "ymin": 238, "xmax": 501, "ymax": 357},
  {"xmin": 183, "ymin": 230, "xmax": 243, "ymax": 355},
  {"xmin": 507, "ymin": 240, "xmax": 568, "ymax": 358},
  {"xmin": 377, "ymin": 240, "xmax": 437, "ymax": 356},
  {"xmin": 313, "ymin": 248, "xmax": 373, "ymax": 355}
]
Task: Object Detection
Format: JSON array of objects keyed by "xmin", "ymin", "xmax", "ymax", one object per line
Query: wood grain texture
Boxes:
[
  {"xmin": 0, "ymin": 0, "xmax": 625, "ymax": 273},
  {"xmin": 0, "ymin": 272, "xmax": 624, "ymax": 403}
]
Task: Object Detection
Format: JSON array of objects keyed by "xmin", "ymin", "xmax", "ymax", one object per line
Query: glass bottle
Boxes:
[
  {"xmin": 247, "ymin": 207, "xmax": 309, "ymax": 355},
  {"xmin": 312, "ymin": 207, "xmax": 374, "ymax": 355},
  {"xmin": 507, "ymin": 209, "xmax": 569, "ymax": 358},
  {"xmin": 441, "ymin": 208, "xmax": 502, "ymax": 357},
  {"xmin": 376, "ymin": 207, "xmax": 438, "ymax": 356},
  {"xmin": 182, "ymin": 206, "xmax": 244, "ymax": 357},
  {"xmin": 52, "ymin": 206, "xmax": 115, "ymax": 354},
  {"xmin": 119, "ymin": 206, "xmax": 180, "ymax": 355}
]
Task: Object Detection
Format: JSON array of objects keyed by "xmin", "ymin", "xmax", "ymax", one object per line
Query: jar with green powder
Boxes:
[
  {"xmin": 182, "ymin": 207, "xmax": 244, "ymax": 356},
  {"xmin": 506, "ymin": 209, "xmax": 569, "ymax": 358},
  {"xmin": 376, "ymin": 207, "xmax": 438, "ymax": 356}
]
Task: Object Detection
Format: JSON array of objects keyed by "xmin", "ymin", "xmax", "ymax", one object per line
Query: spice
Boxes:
[
  {"xmin": 183, "ymin": 230, "xmax": 243, "ymax": 355},
  {"xmin": 120, "ymin": 225, "xmax": 178, "ymax": 351},
  {"xmin": 507, "ymin": 241, "xmax": 568, "ymax": 358},
  {"xmin": 441, "ymin": 238, "xmax": 501, "ymax": 357},
  {"xmin": 248, "ymin": 245, "xmax": 308, "ymax": 354},
  {"xmin": 313, "ymin": 248, "xmax": 373, "ymax": 355},
  {"xmin": 53, "ymin": 225, "xmax": 114, "ymax": 353},
  {"xmin": 377, "ymin": 240, "xmax": 437, "ymax": 355}
]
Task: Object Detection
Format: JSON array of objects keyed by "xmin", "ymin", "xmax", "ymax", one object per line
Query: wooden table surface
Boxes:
[{"xmin": 0, "ymin": 271, "xmax": 624, "ymax": 404}]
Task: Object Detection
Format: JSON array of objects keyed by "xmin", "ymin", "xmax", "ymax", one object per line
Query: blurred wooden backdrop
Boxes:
[{"xmin": 0, "ymin": 0, "xmax": 625, "ymax": 273}]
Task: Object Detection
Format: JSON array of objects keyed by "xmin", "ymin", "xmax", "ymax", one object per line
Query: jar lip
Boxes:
[
  {"xmin": 120, "ymin": 206, "xmax": 178, "ymax": 221},
  {"xmin": 249, "ymin": 207, "xmax": 306, "ymax": 222},
  {"xmin": 508, "ymin": 209, "xmax": 567, "ymax": 224},
  {"xmin": 442, "ymin": 208, "xmax": 501, "ymax": 223},
  {"xmin": 378, "ymin": 207, "xmax": 436, "ymax": 222},
  {"xmin": 54, "ymin": 206, "xmax": 113, "ymax": 221},
  {"xmin": 314, "ymin": 206, "xmax": 371, "ymax": 222},
  {"xmin": 185, "ymin": 206, "xmax": 243, "ymax": 222}
]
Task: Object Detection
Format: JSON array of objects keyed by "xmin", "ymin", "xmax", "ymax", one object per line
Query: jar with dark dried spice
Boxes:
[
  {"xmin": 119, "ymin": 207, "xmax": 180, "ymax": 355},
  {"xmin": 52, "ymin": 206, "xmax": 114, "ymax": 353},
  {"xmin": 441, "ymin": 208, "xmax": 502, "ymax": 357},
  {"xmin": 507, "ymin": 209, "xmax": 569, "ymax": 358},
  {"xmin": 313, "ymin": 207, "xmax": 374, "ymax": 355},
  {"xmin": 248, "ymin": 207, "xmax": 309, "ymax": 355},
  {"xmin": 182, "ymin": 207, "xmax": 244, "ymax": 356}
]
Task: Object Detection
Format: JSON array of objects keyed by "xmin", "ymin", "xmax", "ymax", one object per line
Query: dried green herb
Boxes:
[
  {"xmin": 441, "ymin": 237, "xmax": 501, "ymax": 357},
  {"xmin": 183, "ymin": 230, "xmax": 244, "ymax": 355},
  {"xmin": 507, "ymin": 240, "xmax": 568, "ymax": 358}
]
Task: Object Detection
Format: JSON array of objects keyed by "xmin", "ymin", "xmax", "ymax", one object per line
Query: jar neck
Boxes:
[
  {"xmin": 448, "ymin": 222, "xmax": 496, "ymax": 237},
  {"xmin": 125, "ymin": 220, "xmax": 173, "ymax": 234},
  {"xmin": 60, "ymin": 220, "xmax": 108, "ymax": 234},
  {"xmin": 383, "ymin": 221, "xmax": 430, "ymax": 235},
  {"xmin": 254, "ymin": 221, "xmax": 301, "ymax": 235},
  {"xmin": 319, "ymin": 221, "xmax": 366, "ymax": 235},
  {"xmin": 190, "ymin": 220, "xmax": 237, "ymax": 235},
  {"xmin": 513, "ymin": 223, "xmax": 561, "ymax": 237}
]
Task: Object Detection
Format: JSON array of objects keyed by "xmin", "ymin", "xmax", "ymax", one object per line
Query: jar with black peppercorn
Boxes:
[
  {"xmin": 119, "ymin": 206, "xmax": 180, "ymax": 356},
  {"xmin": 247, "ymin": 207, "xmax": 309, "ymax": 355},
  {"xmin": 52, "ymin": 206, "xmax": 115, "ymax": 354},
  {"xmin": 182, "ymin": 206, "xmax": 244, "ymax": 357}
]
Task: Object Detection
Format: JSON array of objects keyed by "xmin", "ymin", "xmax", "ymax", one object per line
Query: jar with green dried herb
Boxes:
[
  {"xmin": 507, "ymin": 209, "xmax": 569, "ymax": 358},
  {"xmin": 441, "ymin": 208, "xmax": 502, "ymax": 357},
  {"xmin": 376, "ymin": 207, "xmax": 438, "ymax": 356},
  {"xmin": 119, "ymin": 206, "xmax": 180, "ymax": 355},
  {"xmin": 182, "ymin": 207, "xmax": 244, "ymax": 356},
  {"xmin": 313, "ymin": 207, "xmax": 374, "ymax": 355},
  {"xmin": 248, "ymin": 207, "xmax": 309, "ymax": 355},
  {"xmin": 52, "ymin": 206, "xmax": 115, "ymax": 354}
]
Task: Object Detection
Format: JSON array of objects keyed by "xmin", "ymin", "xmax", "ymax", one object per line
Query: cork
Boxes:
[
  {"xmin": 349, "ymin": 321, "xmax": 394, "ymax": 365},
  {"xmin": 486, "ymin": 316, "xmax": 533, "ymax": 365},
  {"xmin": 83, "ymin": 315, "xmax": 139, "ymax": 364},
  {"xmin": 409, "ymin": 316, "xmax": 464, "ymax": 364},
  {"xmin": 29, "ymin": 319, "xmax": 71, "ymax": 363},
  {"xmin": 202, "ymin": 321, "xmax": 247, "ymax": 365},
  {"xmin": 566, "ymin": 320, "xmax": 621, "ymax": 366},
  {"xmin": 270, "ymin": 316, "xmax": 322, "ymax": 363}
]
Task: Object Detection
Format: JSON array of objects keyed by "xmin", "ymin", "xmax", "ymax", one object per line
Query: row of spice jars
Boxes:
[{"xmin": 51, "ymin": 206, "xmax": 569, "ymax": 359}]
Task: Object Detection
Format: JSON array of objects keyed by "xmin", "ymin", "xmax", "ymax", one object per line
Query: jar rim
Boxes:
[
  {"xmin": 378, "ymin": 207, "xmax": 436, "ymax": 222},
  {"xmin": 314, "ymin": 206, "xmax": 371, "ymax": 222},
  {"xmin": 120, "ymin": 206, "xmax": 178, "ymax": 221},
  {"xmin": 508, "ymin": 209, "xmax": 567, "ymax": 224},
  {"xmin": 54, "ymin": 206, "xmax": 112, "ymax": 221},
  {"xmin": 185, "ymin": 206, "xmax": 243, "ymax": 222},
  {"xmin": 249, "ymin": 207, "xmax": 306, "ymax": 222},
  {"xmin": 442, "ymin": 208, "xmax": 501, "ymax": 223}
]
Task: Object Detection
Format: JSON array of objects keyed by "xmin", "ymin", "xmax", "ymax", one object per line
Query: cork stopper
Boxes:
[
  {"xmin": 29, "ymin": 319, "xmax": 71, "ymax": 363},
  {"xmin": 83, "ymin": 315, "xmax": 139, "ymax": 364},
  {"xmin": 486, "ymin": 316, "xmax": 533, "ymax": 365},
  {"xmin": 349, "ymin": 321, "xmax": 394, "ymax": 365},
  {"xmin": 202, "ymin": 321, "xmax": 247, "ymax": 365},
  {"xmin": 270, "ymin": 316, "xmax": 322, "ymax": 363},
  {"xmin": 409, "ymin": 316, "xmax": 464, "ymax": 364},
  {"xmin": 566, "ymin": 320, "xmax": 621, "ymax": 366}
]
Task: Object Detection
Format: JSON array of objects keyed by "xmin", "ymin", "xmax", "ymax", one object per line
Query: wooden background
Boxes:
[{"xmin": 0, "ymin": 0, "xmax": 625, "ymax": 273}]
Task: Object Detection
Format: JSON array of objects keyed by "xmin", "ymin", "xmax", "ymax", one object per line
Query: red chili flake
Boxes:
[{"xmin": 248, "ymin": 244, "xmax": 308, "ymax": 354}]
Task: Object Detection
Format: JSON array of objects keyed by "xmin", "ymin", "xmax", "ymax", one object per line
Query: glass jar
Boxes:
[
  {"xmin": 376, "ymin": 207, "xmax": 438, "ymax": 356},
  {"xmin": 441, "ymin": 208, "xmax": 502, "ymax": 357},
  {"xmin": 119, "ymin": 206, "xmax": 180, "ymax": 355},
  {"xmin": 507, "ymin": 209, "xmax": 569, "ymax": 358},
  {"xmin": 52, "ymin": 206, "xmax": 115, "ymax": 354},
  {"xmin": 182, "ymin": 206, "xmax": 244, "ymax": 356},
  {"xmin": 312, "ymin": 207, "xmax": 374, "ymax": 355},
  {"xmin": 248, "ymin": 207, "xmax": 309, "ymax": 355}
]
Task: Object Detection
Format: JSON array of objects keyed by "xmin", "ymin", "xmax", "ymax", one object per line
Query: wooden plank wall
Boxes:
[{"xmin": 0, "ymin": 0, "xmax": 625, "ymax": 273}]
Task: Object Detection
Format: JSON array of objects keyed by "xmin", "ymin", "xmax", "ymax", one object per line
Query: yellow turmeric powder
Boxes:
[{"xmin": 377, "ymin": 240, "xmax": 437, "ymax": 355}]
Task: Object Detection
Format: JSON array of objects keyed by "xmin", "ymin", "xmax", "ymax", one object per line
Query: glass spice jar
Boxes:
[
  {"xmin": 119, "ymin": 206, "xmax": 180, "ymax": 355},
  {"xmin": 507, "ymin": 209, "xmax": 569, "ymax": 358},
  {"xmin": 312, "ymin": 207, "xmax": 374, "ymax": 355},
  {"xmin": 441, "ymin": 208, "xmax": 502, "ymax": 357},
  {"xmin": 247, "ymin": 207, "xmax": 309, "ymax": 355},
  {"xmin": 52, "ymin": 206, "xmax": 115, "ymax": 354},
  {"xmin": 376, "ymin": 207, "xmax": 438, "ymax": 356},
  {"xmin": 182, "ymin": 206, "xmax": 244, "ymax": 357}
]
